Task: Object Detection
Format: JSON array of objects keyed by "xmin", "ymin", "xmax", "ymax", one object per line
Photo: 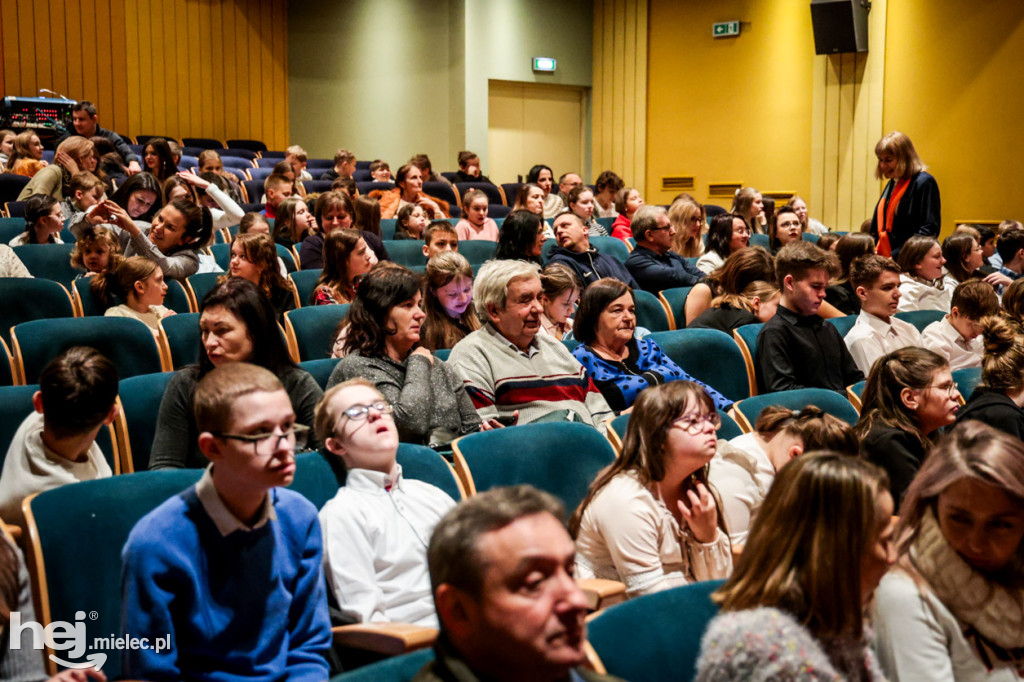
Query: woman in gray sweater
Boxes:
[{"xmin": 326, "ymin": 264, "xmax": 488, "ymax": 448}]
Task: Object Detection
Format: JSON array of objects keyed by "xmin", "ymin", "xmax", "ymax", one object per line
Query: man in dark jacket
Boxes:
[
  {"xmin": 60, "ymin": 100, "xmax": 141, "ymax": 173},
  {"xmin": 625, "ymin": 205, "xmax": 705, "ymax": 291},
  {"xmin": 547, "ymin": 213, "xmax": 638, "ymax": 289}
]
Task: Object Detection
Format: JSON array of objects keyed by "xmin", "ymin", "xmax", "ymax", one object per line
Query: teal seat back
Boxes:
[
  {"xmin": 0, "ymin": 217, "xmax": 27, "ymax": 243},
  {"xmin": 802, "ymin": 232, "xmax": 820, "ymax": 243},
  {"xmin": 164, "ymin": 278, "xmax": 193, "ymax": 313},
  {"xmin": 588, "ymin": 580, "xmax": 724, "ymax": 682},
  {"xmin": 332, "ymin": 649, "xmax": 433, "ymax": 681},
  {"xmin": 298, "ymin": 358, "xmax": 341, "ymax": 390},
  {"xmin": 0, "ymin": 339, "xmax": 12, "ymax": 386},
  {"xmin": 284, "ymin": 304, "xmax": 350, "ymax": 361},
  {"xmin": 748, "ymin": 233, "xmax": 770, "ymax": 250},
  {"xmin": 12, "ymin": 244, "xmax": 81, "ymax": 287},
  {"xmin": 12, "ymin": 317, "xmax": 162, "ymax": 384},
  {"xmin": 736, "ymin": 388, "xmax": 860, "ymax": 427},
  {"xmin": 395, "ymin": 443, "xmax": 464, "ymax": 501},
  {"xmin": 649, "ymin": 329, "xmax": 749, "ymax": 401},
  {"xmin": 187, "ymin": 272, "xmax": 225, "ymax": 308},
  {"xmin": 457, "ymin": 240, "xmax": 497, "ymax": 267},
  {"xmin": 383, "ymin": 240, "xmax": 427, "ymax": 270},
  {"xmin": 591, "ymin": 236, "xmax": 630, "ymax": 264},
  {"xmin": 659, "ymin": 286, "xmax": 692, "ymax": 329},
  {"xmin": 290, "ymin": 268, "xmax": 322, "ymax": 306},
  {"xmin": 25, "ymin": 469, "xmax": 203, "ymax": 681},
  {"xmin": 953, "ymin": 366, "xmax": 983, "ymax": 400},
  {"xmin": 734, "ymin": 322, "xmax": 763, "ymax": 386},
  {"xmin": 826, "ymin": 314, "xmax": 858, "ymax": 338},
  {"xmin": 849, "ymin": 380, "xmax": 866, "ymax": 401},
  {"xmin": 634, "ymin": 289, "xmax": 670, "ymax": 332},
  {"xmin": 610, "ymin": 409, "xmax": 740, "ymax": 447},
  {"xmin": 0, "ymin": 277, "xmax": 74, "ymax": 345},
  {"xmin": 380, "ymin": 219, "xmax": 398, "ymax": 240},
  {"xmin": 73, "ymin": 276, "xmax": 101, "ymax": 317},
  {"xmin": 433, "ymin": 348, "xmax": 451, "ymax": 362},
  {"xmin": 117, "ymin": 372, "xmax": 174, "ymax": 472},
  {"xmin": 276, "ymin": 243, "xmax": 298, "ymax": 272},
  {"xmin": 208, "ymin": 243, "xmax": 231, "ymax": 270},
  {"xmin": 160, "ymin": 312, "xmax": 202, "ymax": 369},
  {"xmin": 453, "ymin": 422, "xmax": 616, "ymax": 514},
  {"xmin": 596, "ymin": 216, "xmax": 616, "ymax": 231},
  {"xmin": 894, "ymin": 309, "xmax": 946, "ymax": 333}
]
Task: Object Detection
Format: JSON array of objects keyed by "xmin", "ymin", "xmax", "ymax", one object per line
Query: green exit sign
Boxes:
[{"xmin": 713, "ymin": 21, "xmax": 740, "ymax": 38}]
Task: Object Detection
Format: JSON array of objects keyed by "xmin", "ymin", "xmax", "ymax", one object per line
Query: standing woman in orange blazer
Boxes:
[{"xmin": 870, "ymin": 131, "xmax": 941, "ymax": 259}]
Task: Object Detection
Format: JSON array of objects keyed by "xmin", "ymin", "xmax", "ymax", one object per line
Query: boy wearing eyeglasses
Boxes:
[
  {"xmin": 121, "ymin": 362, "xmax": 332, "ymax": 681},
  {"xmin": 315, "ymin": 378, "xmax": 456, "ymax": 628}
]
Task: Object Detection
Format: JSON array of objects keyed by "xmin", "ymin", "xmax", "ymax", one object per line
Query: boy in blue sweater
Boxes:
[{"xmin": 121, "ymin": 362, "xmax": 332, "ymax": 681}]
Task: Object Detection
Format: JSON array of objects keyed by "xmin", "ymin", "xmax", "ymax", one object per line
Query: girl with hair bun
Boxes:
[
  {"xmin": 873, "ymin": 420, "xmax": 1024, "ymax": 681},
  {"xmin": 955, "ymin": 315, "xmax": 1024, "ymax": 439},
  {"xmin": 712, "ymin": 405, "xmax": 857, "ymax": 545},
  {"xmin": 93, "ymin": 255, "xmax": 174, "ymax": 334}
]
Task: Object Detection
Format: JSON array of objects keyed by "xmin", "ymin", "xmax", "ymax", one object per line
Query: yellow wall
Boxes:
[
  {"xmin": 882, "ymin": 1, "xmax": 1024, "ymax": 231},
  {"xmin": 646, "ymin": 1, "xmax": 816, "ymax": 208},
  {"xmin": 0, "ymin": 0, "xmax": 289, "ymax": 148}
]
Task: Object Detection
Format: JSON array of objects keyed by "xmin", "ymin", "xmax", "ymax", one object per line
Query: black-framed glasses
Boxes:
[
  {"xmin": 341, "ymin": 401, "xmax": 394, "ymax": 422},
  {"xmin": 211, "ymin": 424, "xmax": 310, "ymax": 454},
  {"xmin": 671, "ymin": 412, "xmax": 721, "ymax": 434}
]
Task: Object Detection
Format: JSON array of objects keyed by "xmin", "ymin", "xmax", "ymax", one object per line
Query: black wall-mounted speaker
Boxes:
[{"xmin": 810, "ymin": 0, "xmax": 869, "ymax": 55}]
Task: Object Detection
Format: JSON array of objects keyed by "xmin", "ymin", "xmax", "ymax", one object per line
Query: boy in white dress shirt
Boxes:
[
  {"xmin": 315, "ymin": 378, "xmax": 456, "ymax": 628},
  {"xmin": 844, "ymin": 254, "xmax": 923, "ymax": 376},
  {"xmin": 921, "ymin": 280, "xmax": 999, "ymax": 371}
]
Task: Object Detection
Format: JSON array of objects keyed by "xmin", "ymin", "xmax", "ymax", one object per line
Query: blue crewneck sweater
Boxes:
[{"xmin": 121, "ymin": 485, "xmax": 332, "ymax": 681}]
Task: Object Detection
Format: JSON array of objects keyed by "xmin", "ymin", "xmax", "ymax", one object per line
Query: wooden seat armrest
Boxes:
[
  {"xmin": 331, "ymin": 622, "xmax": 438, "ymax": 656},
  {"xmin": 577, "ymin": 578, "xmax": 627, "ymax": 611}
]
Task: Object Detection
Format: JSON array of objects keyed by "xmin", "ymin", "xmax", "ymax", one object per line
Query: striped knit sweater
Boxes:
[{"xmin": 448, "ymin": 324, "xmax": 613, "ymax": 433}]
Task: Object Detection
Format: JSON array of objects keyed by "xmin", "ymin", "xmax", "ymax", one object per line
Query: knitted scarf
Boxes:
[{"xmin": 911, "ymin": 508, "xmax": 1024, "ymax": 670}]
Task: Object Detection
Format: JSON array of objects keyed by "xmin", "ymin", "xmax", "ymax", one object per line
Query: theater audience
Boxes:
[
  {"xmin": 0, "ymin": 348, "xmax": 117, "ymax": 527},
  {"xmin": 873, "ymin": 421, "xmax": 1024, "ymax": 682},
  {"xmin": 93, "ymin": 256, "xmax": 174, "ymax": 334},
  {"xmin": 511, "ymin": 182, "xmax": 546, "ymax": 216},
  {"xmin": 320, "ymin": 149, "xmax": 356, "ymax": 182},
  {"xmin": 955, "ymin": 316, "xmax": 1024, "ymax": 439},
  {"xmin": 421, "ymin": 485, "xmax": 618, "ymax": 682},
  {"xmin": 557, "ymin": 173, "xmax": 583, "ymax": 206},
  {"xmin": 422, "ymin": 221, "xmax": 459, "ymax": 260},
  {"xmin": 453, "ymin": 150, "xmax": 492, "ymax": 184},
  {"xmin": 731, "ymin": 187, "xmax": 766, "ymax": 235},
  {"xmin": 593, "ymin": 170, "xmax": 624, "ymax": 219},
  {"xmin": 196, "ymin": 150, "xmax": 244, "ymax": 203},
  {"xmin": 420, "ymin": 252, "xmax": 480, "ymax": 351},
  {"xmin": 786, "ymin": 194, "xmax": 829, "ymax": 235},
  {"xmin": 327, "ymin": 265, "xmax": 484, "ymax": 447},
  {"xmin": 571, "ymin": 381, "xmax": 732, "ymax": 597},
  {"xmin": 260, "ymin": 173, "xmax": 295, "ymax": 220},
  {"xmin": 548, "ymin": 212, "xmax": 638, "ymax": 289},
  {"xmin": 455, "ymin": 188, "xmax": 499, "ymax": 241},
  {"xmin": 539, "ymin": 263, "xmax": 581, "ymax": 340},
  {"xmin": 0, "ymin": 128, "xmax": 15, "ymax": 170},
  {"xmin": 70, "ymin": 225, "xmax": 121, "ymax": 278},
  {"xmin": 394, "ymin": 203, "xmax": 429, "ymax": 240},
  {"xmin": 109, "ymin": 171, "xmax": 163, "ymax": 222},
  {"xmin": 17, "ymin": 136, "xmax": 96, "ymax": 202},
  {"xmin": 855, "ymin": 347, "xmax": 959, "ymax": 510},
  {"xmin": 10, "ymin": 194, "xmax": 64, "ymax": 245},
  {"xmin": 526, "ymin": 164, "xmax": 564, "ymax": 218},
  {"xmin": 844, "ymin": 254, "xmax": 922, "ymax": 376},
  {"xmin": 669, "ymin": 198, "xmax": 706, "ymax": 258},
  {"xmin": 284, "ymin": 145, "xmax": 312, "ymax": 182},
  {"xmin": 625, "ymin": 205, "xmax": 705, "ymax": 291},
  {"xmin": 995, "ymin": 227, "xmax": 1024, "ymax": 282},
  {"xmin": 567, "ymin": 185, "xmax": 605, "ymax": 236},
  {"xmin": 571, "ymin": 278, "xmax": 732, "ymax": 414},
  {"xmin": 685, "ymin": 246, "xmax": 776, "ymax": 326},
  {"xmin": 369, "ymin": 163, "xmax": 448, "ymax": 220},
  {"xmin": 696, "ymin": 453, "xmax": 894, "ymax": 680},
  {"xmin": 141, "ymin": 138, "xmax": 177, "ymax": 182},
  {"xmin": 316, "ymin": 379, "xmax": 457, "ymax": 627},
  {"xmin": 696, "ymin": 213, "xmax": 750, "ymax": 275},
  {"xmin": 7, "ymin": 130, "xmax": 46, "ymax": 177},
  {"xmin": 825, "ymin": 233, "xmax": 876, "ymax": 315},
  {"xmin": 921, "ymin": 280, "xmax": 998, "ymax": 370},
  {"xmin": 149, "ymin": 278, "xmax": 322, "ymax": 469},
  {"xmin": 61, "ymin": 170, "xmax": 106, "ymax": 218},
  {"xmin": 369, "ymin": 159, "xmax": 391, "ymax": 183},
  {"xmin": 711, "ymin": 406, "xmax": 856, "ymax": 545},
  {"xmin": 175, "ymin": 170, "xmax": 244, "ymax": 231},
  {"xmin": 310, "ymin": 229, "xmax": 376, "ymax": 305},
  {"xmin": 870, "ymin": 130, "xmax": 940, "ymax": 257},
  {"xmin": 756, "ymin": 241, "xmax": 863, "ymax": 393},
  {"xmin": 688, "ymin": 279, "xmax": 780, "ymax": 334},
  {"xmin": 273, "ymin": 195, "xmax": 316, "ymax": 249},
  {"xmin": 767, "ymin": 206, "xmax": 804, "ymax": 254},
  {"xmin": 609, "ymin": 187, "xmax": 644, "ymax": 242},
  {"xmin": 494, "ymin": 210, "xmax": 545, "ymax": 264},
  {"xmin": 227, "ymin": 232, "xmax": 296, "ymax": 320},
  {"xmin": 896, "ymin": 235, "xmax": 950, "ymax": 312},
  {"xmin": 448, "ymin": 259, "xmax": 613, "ymax": 429},
  {"xmin": 122, "ymin": 362, "xmax": 331, "ymax": 680}
]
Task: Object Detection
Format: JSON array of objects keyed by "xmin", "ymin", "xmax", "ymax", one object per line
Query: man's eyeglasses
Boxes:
[
  {"xmin": 211, "ymin": 424, "xmax": 310, "ymax": 454},
  {"xmin": 341, "ymin": 401, "xmax": 394, "ymax": 422},
  {"xmin": 671, "ymin": 412, "xmax": 721, "ymax": 434}
]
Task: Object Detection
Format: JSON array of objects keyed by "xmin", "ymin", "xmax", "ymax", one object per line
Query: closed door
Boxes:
[{"xmin": 488, "ymin": 80, "xmax": 586, "ymax": 184}]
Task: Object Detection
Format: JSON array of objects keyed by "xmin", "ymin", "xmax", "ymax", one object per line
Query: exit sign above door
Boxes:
[{"xmin": 713, "ymin": 21, "xmax": 740, "ymax": 38}]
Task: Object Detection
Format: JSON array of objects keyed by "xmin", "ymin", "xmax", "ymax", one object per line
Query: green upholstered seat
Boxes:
[
  {"xmin": 0, "ymin": 277, "xmax": 74, "ymax": 346},
  {"xmin": 299, "ymin": 358, "xmax": 341, "ymax": 390},
  {"xmin": 734, "ymin": 388, "xmax": 861, "ymax": 431},
  {"xmin": 451, "ymin": 422, "xmax": 616, "ymax": 514},
  {"xmin": 159, "ymin": 312, "xmax": 201, "ymax": 369},
  {"xmin": 658, "ymin": 286, "xmax": 692, "ymax": 329},
  {"xmin": 648, "ymin": 328, "xmax": 750, "ymax": 402},
  {"xmin": 284, "ymin": 303, "xmax": 350, "ymax": 361},
  {"xmin": 11, "ymin": 316, "xmax": 162, "ymax": 384},
  {"xmin": 12, "ymin": 244, "xmax": 81, "ymax": 287},
  {"xmin": 457, "ymin": 240, "xmax": 498, "ymax": 268},
  {"xmin": 588, "ymin": 579, "xmax": 724, "ymax": 682},
  {"xmin": 894, "ymin": 309, "xmax": 946, "ymax": 333},
  {"xmin": 635, "ymin": 289, "xmax": 671, "ymax": 332},
  {"xmin": 331, "ymin": 649, "xmax": 433, "ymax": 681},
  {"xmin": 826, "ymin": 314, "xmax": 858, "ymax": 338},
  {"xmin": 114, "ymin": 371, "xmax": 175, "ymax": 472},
  {"xmin": 732, "ymin": 322, "xmax": 764, "ymax": 397},
  {"xmin": 953, "ymin": 366, "xmax": 983, "ymax": 401},
  {"xmin": 290, "ymin": 268, "xmax": 323, "ymax": 306},
  {"xmin": 383, "ymin": 240, "xmax": 427, "ymax": 270},
  {"xmin": 590, "ymin": 236, "xmax": 630, "ymax": 264}
]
